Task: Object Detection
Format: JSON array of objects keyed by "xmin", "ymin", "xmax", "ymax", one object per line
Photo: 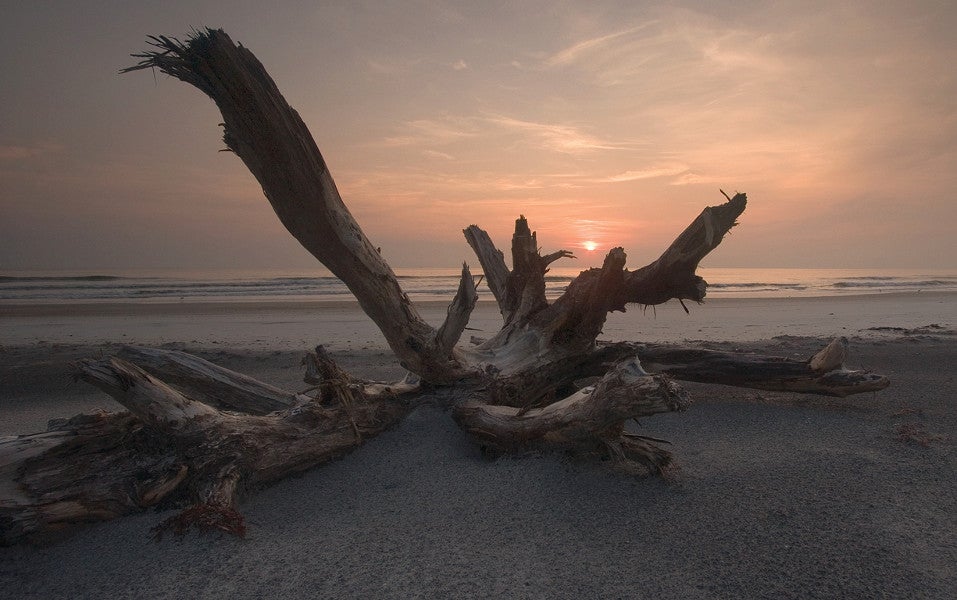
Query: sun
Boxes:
[{"xmin": 583, "ymin": 240, "xmax": 598, "ymax": 252}]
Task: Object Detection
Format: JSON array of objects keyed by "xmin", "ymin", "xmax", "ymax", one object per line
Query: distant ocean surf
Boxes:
[{"xmin": 2, "ymin": 268, "xmax": 955, "ymax": 303}]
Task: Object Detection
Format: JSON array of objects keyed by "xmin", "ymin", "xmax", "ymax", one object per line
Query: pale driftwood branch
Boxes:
[
  {"xmin": 435, "ymin": 263, "xmax": 479, "ymax": 355},
  {"xmin": 122, "ymin": 29, "xmax": 463, "ymax": 382},
  {"xmin": 463, "ymin": 225, "xmax": 509, "ymax": 310},
  {"xmin": 78, "ymin": 358, "xmax": 221, "ymax": 433},
  {"xmin": 808, "ymin": 336, "xmax": 847, "ymax": 372},
  {"xmin": 454, "ymin": 358, "xmax": 688, "ymax": 471},
  {"xmin": 117, "ymin": 346, "xmax": 297, "ymax": 414}
]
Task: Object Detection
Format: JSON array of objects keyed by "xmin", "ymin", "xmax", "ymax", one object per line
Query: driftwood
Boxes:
[{"xmin": 0, "ymin": 29, "xmax": 890, "ymax": 545}]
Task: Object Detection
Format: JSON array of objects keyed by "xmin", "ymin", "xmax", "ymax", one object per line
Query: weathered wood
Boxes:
[
  {"xmin": 624, "ymin": 192, "xmax": 746, "ymax": 305},
  {"xmin": 463, "ymin": 225, "xmax": 508, "ymax": 311},
  {"xmin": 1, "ymin": 411, "xmax": 183, "ymax": 545},
  {"xmin": 78, "ymin": 358, "xmax": 221, "ymax": 434},
  {"xmin": 435, "ymin": 263, "xmax": 479, "ymax": 355},
  {"xmin": 123, "ymin": 30, "xmax": 465, "ymax": 382},
  {"xmin": 809, "ymin": 337, "xmax": 848, "ymax": 372},
  {"xmin": 117, "ymin": 346, "xmax": 298, "ymax": 414},
  {"xmin": 467, "ymin": 193, "xmax": 746, "ymax": 378},
  {"xmin": 302, "ymin": 345, "xmax": 421, "ymax": 400},
  {"xmin": 474, "ymin": 337, "xmax": 889, "ymax": 409},
  {"xmin": 628, "ymin": 338, "xmax": 890, "ymax": 397},
  {"xmin": 0, "ymin": 352, "xmax": 418, "ymax": 545},
  {"xmin": 0, "ymin": 29, "xmax": 895, "ymax": 546},
  {"xmin": 455, "ymin": 358, "xmax": 688, "ymax": 471}
]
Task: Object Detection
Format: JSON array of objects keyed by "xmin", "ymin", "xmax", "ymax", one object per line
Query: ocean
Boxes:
[{"xmin": 2, "ymin": 267, "xmax": 956, "ymax": 304}]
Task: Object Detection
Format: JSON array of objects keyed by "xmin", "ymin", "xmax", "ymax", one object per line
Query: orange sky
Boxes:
[{"xmin": 2, "ymin": 1, "xmax": 955, "ymax": 272}]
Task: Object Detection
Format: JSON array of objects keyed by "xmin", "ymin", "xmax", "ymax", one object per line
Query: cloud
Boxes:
[
  {"xmin": 378, "ymin": 116, "xmax": 481, "ymax": 147},
  {"xmin": 451, "ymin": 59, "xmax": 468, "ymax": 71},
  {"xmin": 0, "ymin": 142, "xmax": 64, "ymax": 160},
  {"xmin": 546, "ymin": 23, "xmax": 659, "ymax": 68},
  {"xmin": 669, "ymin": 172, "xmax": 719, "ymax": 186},
  {"xmin": 422, "ymin": 149, "xmax": 455, "ymax": 161},
  {"xmin": 485, "ymin": 114, "xmax": 627, "ymax": 154},
  {"xmin": 601, "ymin": 163, "xmax": 688, "ymax": 182}
]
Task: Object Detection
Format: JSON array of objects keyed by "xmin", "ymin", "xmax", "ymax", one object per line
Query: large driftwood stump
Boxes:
[{"xmin": 0, "ymin": 29, "xmax": 890, "ymax": 545}]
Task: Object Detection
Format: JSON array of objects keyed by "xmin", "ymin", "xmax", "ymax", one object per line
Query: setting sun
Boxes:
[{"xmin": 583, "ymin": 241, "xmax": 598, "ymax": 252}]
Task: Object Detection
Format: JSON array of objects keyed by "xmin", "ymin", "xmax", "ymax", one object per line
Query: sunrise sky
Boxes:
[{"xmin": 2, "ymin": 1, "xmax": 955, "ymax": 272}]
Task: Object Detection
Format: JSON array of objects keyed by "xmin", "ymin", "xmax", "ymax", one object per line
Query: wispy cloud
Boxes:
[
  {"xmin": 367, "ymin": 56, "xmax": 470, "ymax": 75},
  {"xmin": 486, "ymin": 114, "xmax": 627, "ymax": 154},
  {"xmin": 0, "ymin": 142, "xmax": 64, "ymax": 160},
  {"xmin": 378, "ymin": 116, "xmax": 481, "ymax": 147},
  {"xmin": 669, "ymin": 172, "xmax": 719, "ymax": 186},
  {"xmin": 546, "ymin": 23, "xmax": 659, "ymax": 67},
  {"xmin": 600, "ymin": 163, "xmax": 688, "ymax": 182},
  {"xmin": 422, "ymin": 149, "xmax": 455, "ymax": 161}
]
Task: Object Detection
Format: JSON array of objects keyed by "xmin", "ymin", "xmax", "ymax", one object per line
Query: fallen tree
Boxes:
[{"xmin": 0, "ymin": 29, "xmax": 890, "ymax": 545}]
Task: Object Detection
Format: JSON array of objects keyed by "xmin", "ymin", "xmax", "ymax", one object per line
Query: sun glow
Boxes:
[{"xmin": 583, "ymin": 240, "xmax": 598, "ymax": 252}]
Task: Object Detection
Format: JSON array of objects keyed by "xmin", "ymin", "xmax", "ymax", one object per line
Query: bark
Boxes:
[
  {"xmin": 628, "ymin": 337, "xmax": 890, "ymax": 397},
  {"xmin": 623, "ymin": 190, "xmax": 746, "ymax": 305},
  {"xmin": 0, "ymin": 28, "xmax": 894, "ymax": 545},
  {"xmin": 0, "ymin": 353, "xmax": 417, "ymax": 545},
  {"xmin": 455, "ymin": 358, "xmax": 688, "ymax": 472},
  {"xmin": 116, "ymin": 346, "xmax": 297, "ymax": 414},
  {"xmin": 463, "ymin": 225, "xmax": 509, "ymax": 311},
  {"xmin": 123, "ymin": 31, "xmax": 465, "ymax": 382},
  {"xmin": 434, "ymin": 264, "xmax": 480, "ymax": 356},
  {"xmin": 461, "ymin": 191, "xmax": 745, "ymax": 372}
]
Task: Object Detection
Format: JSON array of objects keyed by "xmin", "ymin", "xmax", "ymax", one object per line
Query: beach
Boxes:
[{"xmin": 1, "ymin": 293, "xmax": 955, "ymax": 598}]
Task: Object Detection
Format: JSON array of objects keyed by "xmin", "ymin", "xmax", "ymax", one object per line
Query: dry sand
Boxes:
[{"xmin": 0, "ymin": 294, "xmax": 955, "ymax": 598}]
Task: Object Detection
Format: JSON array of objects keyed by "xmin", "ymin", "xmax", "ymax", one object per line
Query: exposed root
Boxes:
[{"xmin": 151, "ymin": 502, "xmax": 247, "ymax": 541}]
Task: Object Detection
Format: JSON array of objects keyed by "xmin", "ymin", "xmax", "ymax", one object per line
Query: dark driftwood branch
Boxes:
[
  {"xmin": 624, "ymin": 192, "xmax": 746, "ymax": 305},
  {"xmin": 628, "ymin": 337, "xmax": 890, "ymax": 397},
  {"xmin": 468, "ymin": 193, "xmax": 746, "ymax": 367},
  {"xmin": 302, "ymin": 345, "xmax": 421, "ymax": 401},
  {"xmin": 0, "ymin": 351, "xmax": 418, "ymax": 545},
  {"xmin": 0, "ymin": 29, "xmax": 894, "ymax": 547},
  {"xmin": 123, "ymin": 29, "xmax": 463, "ymax": 382},
  {"xmin": 543, "ymin": 249, "xmax": 576, "ymax": 266},
  {"xmin": 479, "ymin": 337, "xmax": 889, "ymax": 410}
]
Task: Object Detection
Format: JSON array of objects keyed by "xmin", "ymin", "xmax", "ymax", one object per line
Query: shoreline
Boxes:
[
  {"xmin": 2, "ymin": 292, "xmax": 953, "ymax": 349},
  {"xmin": 1, "ymin": 289, "xmax": 953, "ymax": 316}
]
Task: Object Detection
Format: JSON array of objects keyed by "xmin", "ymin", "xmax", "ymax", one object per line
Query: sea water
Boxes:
[{"xmin": 2, "ymin": 267, "xmax": 956, "ymax": 303}]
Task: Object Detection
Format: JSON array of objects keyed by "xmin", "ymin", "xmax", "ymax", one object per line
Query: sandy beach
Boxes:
[{"xmin": 1, "ymin": 293, "xmax": 955, "ymax": 598}]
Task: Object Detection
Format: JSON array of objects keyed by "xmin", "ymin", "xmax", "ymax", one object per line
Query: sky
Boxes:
[{"xmin": 1, "ymin": 0, "xmax": 955, "ymax": 273}]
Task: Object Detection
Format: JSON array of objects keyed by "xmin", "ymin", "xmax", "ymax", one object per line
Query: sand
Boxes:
[{"xmin": 1, "ymin": 294, "xmax": 955, "ymax": 598}]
